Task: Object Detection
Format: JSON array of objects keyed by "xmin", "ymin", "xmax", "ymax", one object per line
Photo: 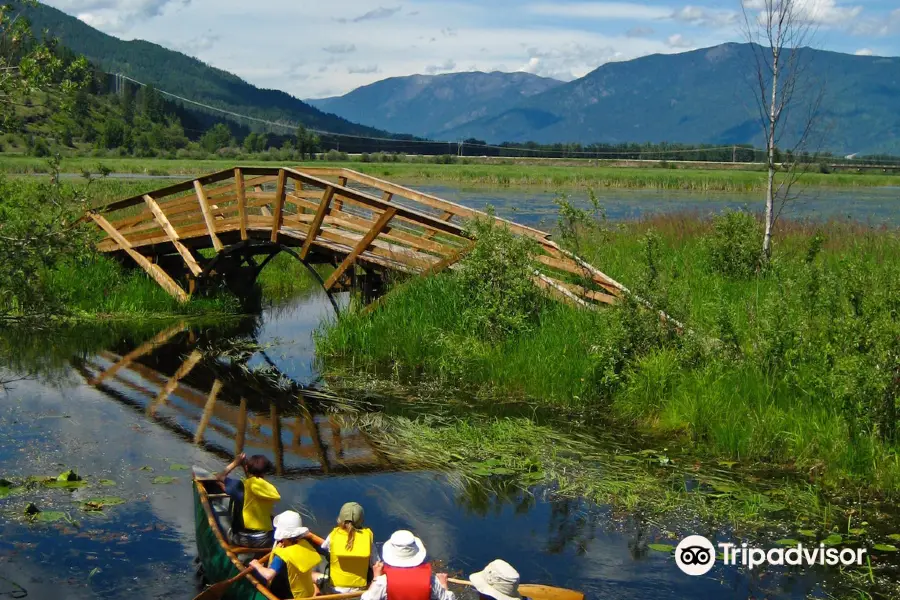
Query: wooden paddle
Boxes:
[
  {"xmin": 192, "ymin": 552, "xmax": 271, "ymax": 600},
  {"xmin": 448, "ymin": 577, "xmax": 584, "ymax": 600}
]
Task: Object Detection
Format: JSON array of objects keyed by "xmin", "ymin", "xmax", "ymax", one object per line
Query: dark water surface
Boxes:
[
  {"xmin": 0, "ymin": 285, "xmax": 874, "ymax": 600},
  {"xmin": 412, "ymin": 184, "xmax": 900, "ymax": 228}
]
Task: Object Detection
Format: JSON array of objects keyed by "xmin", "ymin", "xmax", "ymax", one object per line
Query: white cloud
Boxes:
[
  {"xmin": 527, "ymin": 2, "xmax": 672, "ymax": 20},
  {"xmin": 744, "ymin": 0, "xmax": 863, "ymax": 27},
  {"xmin": 671, "ymin": 5, "xmax": 738, "ymax": 28},
  {"xmin": 626, "ymin": 26, "xmax": 654, "ymax": 38},
  {"xmin": 851, "ymin": 8, "xmax": 900, "ymax": 36},
  {"xmin": 517, "ymin": 43, "xmax": 630, "ymax": 80},
  {"xmin": 854, "ymin": 48, "xmax": 873, "ymax": 55},
  {"xmin": 424, "ymin": 59, "xmax": 457, "ymax": 74},
  {"xmin": 336, "ymin": 5, "xmax": 403, "ymax": 24},
  {"xmin": 667, "ymin": 33, "xmax": 694, "ymax": 48},
  {"xmin": 347, "ymin": 64, "xmax": 381, "ymax": 74},
  {"xmin": 323, "ymin": 43, "xmax": 357, "ymax": 54},
  {"xmin": 49, "ymin": 0, "xmax": 191, "ymax": 34}
]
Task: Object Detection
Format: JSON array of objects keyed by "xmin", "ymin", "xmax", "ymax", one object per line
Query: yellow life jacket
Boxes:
[
  {"xmin": 274, "ymin": 540, "xmax": 321, "ymax": 599},
  {"xmin": 242, "ymin": 477, "xmax": 280, "ymax": 531},
  {"xmin": 329, "ymin": 527, "xmax": 373, "ymax": 589}
]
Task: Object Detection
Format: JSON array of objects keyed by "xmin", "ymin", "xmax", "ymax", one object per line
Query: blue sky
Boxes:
[{"xmin": 42, "ymin": 0, "xmax": 900, "ymax": 98}]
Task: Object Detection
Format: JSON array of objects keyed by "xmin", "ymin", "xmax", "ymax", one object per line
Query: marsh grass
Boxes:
[
  {"xmin": 2, "ymin": 155, "xmax": 898, "ymax": 190},
  {"xmin": 317, "ymin": 213, "xmax": 900, "ymax": 496}
]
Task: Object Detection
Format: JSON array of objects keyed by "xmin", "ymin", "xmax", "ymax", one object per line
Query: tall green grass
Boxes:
[
  {"xmin": 317, "ymin": 215, "xmax": 900, "ymax": 495},
  {"xmin": 2, "ymin": 155, "xmax": 898, "ymax": 190}
]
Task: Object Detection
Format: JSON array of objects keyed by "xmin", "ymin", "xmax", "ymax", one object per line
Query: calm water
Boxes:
[
  {"xmin": 2, "ymin": 183, "xmax": 898, "ymax": 600},
  {"xmin": 413, "ymin": 184, "xmax": 900, "ymax": 228},
  {"xmin": 0, "ymin": 287, "xmax": 873, "ymax": 600}
]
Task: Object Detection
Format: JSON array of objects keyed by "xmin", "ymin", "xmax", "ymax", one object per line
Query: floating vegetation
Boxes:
[
  {"xmin": 98, "ymin": 479, "xmax": 116, "ymax": 487},
  {"xmin": 151, "ymin": 476, "xmax": 177, "ymax": 485},
  {"xmin": 168, "ymin": 464, "xmax": 190, "ymax": 471},
  {"xmin": 874, "ymin": 544, "xmax": 899, "ymax": 552},
  {"xmin": 82, "ymin": 497, "xmax": 126, "ymax": 511},
  {"xmin": 823, "ymin": 534, "xmax": 843, "ymax": 547},
  {"xmin": 647, "ymin": 543, "xmax": 675, "ymax": 553},
  {"xmin": 776, "ymin": 539, "xmax": 801, "ymax": 546}
]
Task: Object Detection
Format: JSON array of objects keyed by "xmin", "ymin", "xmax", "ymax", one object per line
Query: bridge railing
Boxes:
[{"xmin": 89, "ymin": 167, "xmax": 624, "ymax": 307}]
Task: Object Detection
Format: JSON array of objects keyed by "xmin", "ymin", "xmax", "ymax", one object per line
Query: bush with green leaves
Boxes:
[
  {"xmin": 456, "ymin": 215, "xmax": 546, "ymax": 340},
  {"xmin": 703, "ymin": 210, "xmax": 762, "ymax": 278}
]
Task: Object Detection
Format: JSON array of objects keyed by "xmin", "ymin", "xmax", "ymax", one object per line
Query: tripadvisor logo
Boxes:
[{"xmin": 674, "ymin": 535, "xmax": 868, "ymax": 576}]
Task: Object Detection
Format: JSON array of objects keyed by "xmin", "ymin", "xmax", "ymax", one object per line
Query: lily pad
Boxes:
[
  {"xmin": 873, "ymin": 544, "xmax": 899, "ymax": 552},
  {"xmin": 776, "ymin": 539, "xmax": 800, "ymax": 547},
  {"xmin": 709, "ymin": 481, "xmax": 740, "ymax": 494},
  {"xmin": 169, "ymin": 464, "xmax": 190, "ymax": 471},
  {"xmin": 151, "ymin": 476, "xmax": 177, "ymax": 485},
  {"xmin": 798, "ymin": 529, "xmax": 817, "ymax": 538},
  {"xmin": 848, "ymin": 528, "xmax": 866, "ymax": 536},
  {"xmin": 98, "ymin": 480, "xmax": 116, "ymax": 487},
  {"xmin": 887, "ymin": 534, "xmax": 900, "ymax": 542},
  {"xmin": 648, "ymin": 543, "xmax": 675, "ymax": 553},
  {"xmin": 139, "ymin": 466, "xmax": 153, "ymax": 472},
  {"xmin": 822, "ymin": 534, "xmax": 843, "ymax": 547},
  {"xmin": 57, "ymin": 470, "xmax": 82, "ymax": 482},
  {"xmin": 43, "ymin": 479, "xmax": 86, "ymax": 489},
  {"xmin": 34, "ymin": 511, "xmax": 66, "ymax": 523},
  {"xmin": 83, "ymin": 497, "xmax": 126, "ymax": 511},
  {"xmin": 488, "ymin": 467, "xmax": 516, "ymax": 475}
]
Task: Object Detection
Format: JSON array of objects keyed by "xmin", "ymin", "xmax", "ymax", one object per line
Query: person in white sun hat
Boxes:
[
  {"xmin": 470, "ymin": 560, "xmax": 527, "ymax": 600},
  {"xmin": 251, "ymin": 510, "xmax": 324, "ymax": 599},
  {"xmin": 361, "ymin": 529, "xmax": 455, "ymax": 600}
]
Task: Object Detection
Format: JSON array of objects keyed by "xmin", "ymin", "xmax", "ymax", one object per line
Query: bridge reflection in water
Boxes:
[{"xmin": 71, "ymin": 322, "xmax": 392, "ymax": 477}]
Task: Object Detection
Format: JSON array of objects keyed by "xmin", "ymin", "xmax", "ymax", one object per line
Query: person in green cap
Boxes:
[{"xmin": 320, "ymin": 501, "xmax": 380, "ymax": 592}]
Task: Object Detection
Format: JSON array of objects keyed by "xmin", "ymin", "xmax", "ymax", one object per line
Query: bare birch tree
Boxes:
[{"xmin": 741, "ymin": 0, "xmax": 824, "ymax": 261}]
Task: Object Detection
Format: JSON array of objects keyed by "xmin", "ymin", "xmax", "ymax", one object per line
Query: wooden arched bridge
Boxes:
[{"xmin": 88, "ymin": 166, "xmax": 626, "ymax": 307}]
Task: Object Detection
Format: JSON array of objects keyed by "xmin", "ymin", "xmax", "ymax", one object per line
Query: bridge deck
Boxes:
[{"xmin": 89, "ymin": 166, "xmax": 625, "ymax": 307}]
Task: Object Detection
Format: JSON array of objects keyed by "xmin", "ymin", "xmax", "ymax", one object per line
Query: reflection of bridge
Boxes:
[
  {"xmin": 71, "ymin": 323, "xmax": 392, "ymax": 476},
  {"xmin": 86, "ymin": 167, "xmax": 626, "ymax": 306}
]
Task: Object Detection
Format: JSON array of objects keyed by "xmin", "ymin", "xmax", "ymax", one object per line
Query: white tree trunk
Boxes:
[{"xmin": 763, "ymin": 48, "xmax": 779, "ymax": 260}]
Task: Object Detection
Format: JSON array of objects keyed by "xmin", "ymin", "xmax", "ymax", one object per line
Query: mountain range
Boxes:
[
  {"xmin": 315, "ymin": 44, "xmax": 900, "ymax": 155},
  {"xmin": 18, "ymin": 1, "xmax": 391, "ymax": 138},
  {"xmin": 19, "ymin": 2, "xmax": 900, "ymax": 155},
  {"xmin": 306, "ymin": 72, "xmax": 562, "ymax": 138}
]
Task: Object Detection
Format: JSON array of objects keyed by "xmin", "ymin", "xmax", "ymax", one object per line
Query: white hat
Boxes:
[
  {"xmin": 470, "ymin": 560, "xmax": 521, "ymax": 600},
  {"xmin": 273, "ymin": 510, "xmax": 310, "ymax": 541},
  {"xmin": 382, "ymin": 530, "xmax": 427, "ymax": 567}
]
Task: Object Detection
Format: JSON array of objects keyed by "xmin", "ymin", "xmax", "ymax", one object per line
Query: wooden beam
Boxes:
[
  {"xmin": 89, "ymin": 213, "xmax": 189, "ymax": 302},
  {"xmin": 324, "ymin": 207, "xmax": 396, "ymax": 290},
  {"xmin": 143, "ymin": 195, "xmax": 203, "ymax": 277},
  {"xmin": 235, "ymin": 398, "xmax": 247, "ymax": 455},
  {"xmin": 271, "ymin": 403, "xmax": 284, "ymax": 476},
  {"xmin": 271, "ymin": 169, "xmax": 287, "ymax": 242},
  {"xmin": 194, "ymin": 379, "xmax": 223, "ymax": 444},
  {"xmin": 381, "ymin": 191, "xmax": 393, "ymax": 202},
  {"xmin": 235, "ymin": 168, "xmax": 248, "ymax": 241},
  {"xmin": 194, "ymin": 180, "xmax": 223, "ymax": 252},
  {"xmin": 421, "ymin": 240, "xmax": 474, "ymax": 277},
  {"xmin": 299, "ymin": 185, "xmax": 335, "ymax": 260},
  {"xmin": 89, "ymin": 322, "xmax": 186, "ymax": 386},
  {"xmin": 147, "ymin": 350, "xmax": 203, "ymax": 416}
]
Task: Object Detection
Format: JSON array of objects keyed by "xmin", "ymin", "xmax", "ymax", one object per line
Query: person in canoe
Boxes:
[
  {"xmin": 320, "ymin": 502, "xmax": 380, "ymax": 592},
  {"xmin": 216, "ymin": 452, "xmax": 282, "ymax": 548},
  {"xmin": 469, "ymin": 560, "xmax": 525, "ymax": 600},
  {"xmin": 250, "ymin": 510, "xmax": 324, "ymax": 599},
  {"xmin": 361, "ymin": 530, "xmax": 455, "ymax": 600}
]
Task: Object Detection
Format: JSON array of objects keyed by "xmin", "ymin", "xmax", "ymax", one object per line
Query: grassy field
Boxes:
[
  {"xmin": 316, "ymin": 212, "xmax": 900, "ymax": 498},
  {"xmin": 2, "ymin": 154, "xmax": 899, "ymax": 191}
]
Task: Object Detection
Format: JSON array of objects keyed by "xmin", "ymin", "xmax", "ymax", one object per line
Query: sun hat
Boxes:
[
  {"xmin": 381, "ymin": 530, "xmax": 427, "ymax": 567},
  {"xmin": 273, "ymin": 510, "xmax": 310, "ymax": 541},
  {"xmin": 470, "ymin": 560, "xmax": 522, "ymax": 600},
  {"xmin": 338, "ymin": 502, "xmax": 365, "ymax": 528}
]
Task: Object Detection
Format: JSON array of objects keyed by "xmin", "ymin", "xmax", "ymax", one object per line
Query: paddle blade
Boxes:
[
  {"xmin": 192, "ymin": 579, "xmax": 232, "ymax": 600},
  {"xmin": 519, "ymin": 584, "xmax": 584, "ymax": 600}
]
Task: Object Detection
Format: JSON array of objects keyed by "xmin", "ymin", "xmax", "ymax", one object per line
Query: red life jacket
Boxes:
[{"xmin": 384, "ymin": 563, "xmax": 432, "ymax": 600}]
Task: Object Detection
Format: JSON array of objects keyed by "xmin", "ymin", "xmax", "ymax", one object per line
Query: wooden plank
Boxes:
[
  {"xmin": 299, "ymin": 186, "xmax": 335, "ymax": 260},
  {"xmin": 194, "ymin": 180, "xmax": 223, "ymax": 252},
  {"xmin": 324, "ymin": 208, "xmax": 396, "ymax": 290},
  {"xmin": 421, "ymin": 241, "xmax": 474, "ymax": 276},
  {"xmin": 143, "ymin": 195, "xmax": 203, "ymax": 277},
  {"xmin": 99, "ymin": 168, "xmax": 235, "ymax": 213},
  {"xmin": 194, "ymin": 379, "xmax": 223, "ymax": 444},
  {"xmin": 558, "ymin": 281, "xmax": 618, "ymax": 305},
  {"xmin": 235, "ymin": 168, "xmax": 248, "ymax": 241},
  {"xmin": 89, "ymin": 213, "xmax": 189, "ymax": 302},
  {"xmin": 536, "ymin": 254, "xmax": 620, "ymax": 294},
  {"xmin": 89, "ymin": 323, "xmax": 186, "ymax": 386},
  {"xmin": 271, "ymin": 169, "xmax": 287, "ymax": 243},
  {"xmin": 235, "ymin": 398, "xmax": 247, "ymax": 455},
  {"xmin": 147, "ymin": 350, "xmax": 203, "ymax": 416}
]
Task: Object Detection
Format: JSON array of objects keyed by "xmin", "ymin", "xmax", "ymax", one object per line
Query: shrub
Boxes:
[
  {"xmin": 703, "ymin": 210, "xmax": 761, "ymax": 278},
  {"xmin": 456, "ymin": 214, "xmax": 545, "ymax": 339},
  {"xmin": 324, "ymin": 149, "xmax": 349, "ymax": 161}
]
